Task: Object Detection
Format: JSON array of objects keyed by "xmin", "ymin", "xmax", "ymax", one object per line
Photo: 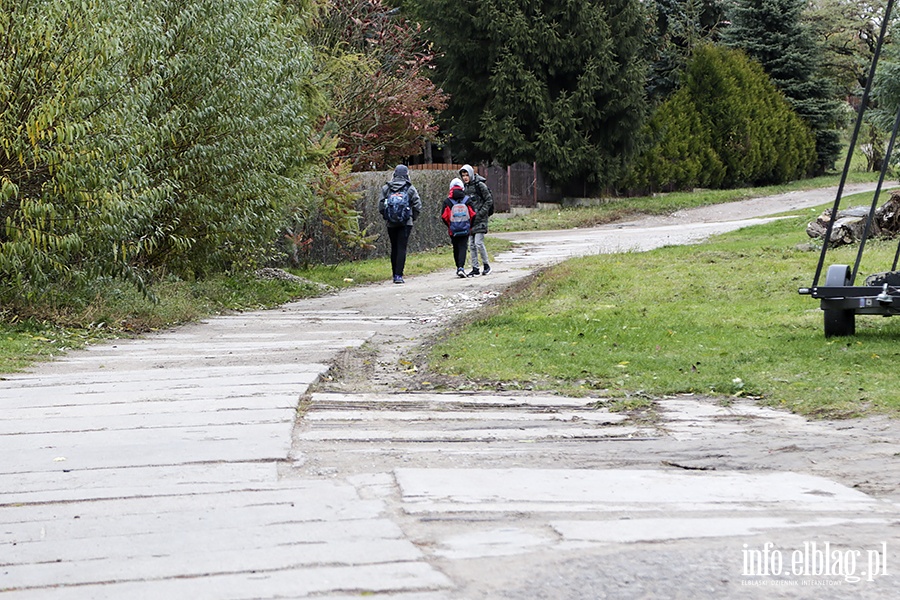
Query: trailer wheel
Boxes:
[{"xmin": 824, "ymin": 264, "xmax": 856, "ymax": 337}]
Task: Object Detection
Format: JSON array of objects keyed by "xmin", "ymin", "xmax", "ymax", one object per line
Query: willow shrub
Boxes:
[
  {"xmin": 0, "ymin": 0, "xmax": 320, "ymax": 309},
  {"xmin": 129, "ymin": 0, "xmax": 320, "ymax": 277}
]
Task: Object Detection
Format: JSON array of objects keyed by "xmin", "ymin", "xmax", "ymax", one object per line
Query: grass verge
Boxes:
[
  {"xmin": 492, "ymin": 172, "xmax": 881, "ymax": 233},
  {"xmin": 428, "ymin": 193, "xmax": 900, "ymax": 418},
  {"xmin": 288, "ymin": 237, "xmax": 512, "ymax": 288},
  {"xmin": 0, "ymin": 238, "xmax": 512, "ymax": 374}
]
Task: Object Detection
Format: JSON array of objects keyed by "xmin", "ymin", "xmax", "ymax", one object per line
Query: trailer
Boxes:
[{"xmin": 798, "ymin": 0, "xmax": 900, "ymax": 337}]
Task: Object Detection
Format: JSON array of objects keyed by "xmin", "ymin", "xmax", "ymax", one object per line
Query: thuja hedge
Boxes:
[{"xmin": 625, "ymin": 44, "xmax": 816, "ymax": 193}]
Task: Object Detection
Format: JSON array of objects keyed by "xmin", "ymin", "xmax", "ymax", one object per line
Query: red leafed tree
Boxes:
[{"xmin": 312, "ymin": 0, "xmax": 447, "ymax": 170}]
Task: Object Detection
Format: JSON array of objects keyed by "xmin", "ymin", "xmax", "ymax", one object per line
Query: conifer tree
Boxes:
[
  {"xmin": 722, "ymin": 0, "xmax": 843, "ymax": 174},
  {"xmin": 407, "ymin": 0, "xmax": 649, "ymax": 192},
  {"xmin": 625, "ymin": 44, "xmax": 816, "ymax": 191}
]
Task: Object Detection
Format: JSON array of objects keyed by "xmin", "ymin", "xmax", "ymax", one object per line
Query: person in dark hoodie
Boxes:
[
  {"xmin": 459, "ymin": 164, "xmax": 494, "ymax": 276},
  {"xmin": 440, "ymin": 177, "xmax": 476, "ymax": 278},
  {"xmin": 379, "ymin": 165, "xmax": 422, "ymax": 284}
]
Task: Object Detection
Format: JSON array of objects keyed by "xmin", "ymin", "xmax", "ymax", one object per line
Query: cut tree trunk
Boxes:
[{"xmin": 806, "ymin": 191, "xmax": 900, "ymax": 247}]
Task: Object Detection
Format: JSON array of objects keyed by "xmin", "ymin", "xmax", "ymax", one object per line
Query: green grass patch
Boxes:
[
  {"xmin": 0, "ymin": 319, "xmax": 112, "ymax": 373},
  {"xmin": 288, "ymin": 237, "xmax": 512, "ymax": 288},
  {"xmin": 492, "ymin": 172, "xmax": 882, "ymax": 233},
  {"xmin": 429, "ymin": 198, "xmax": 900, "ymax": 418}
]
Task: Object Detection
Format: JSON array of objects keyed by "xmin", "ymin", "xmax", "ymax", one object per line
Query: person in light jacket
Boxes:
[{"xmin": 459, "ymin": 164, "xmax": 493, "ymax": 276}]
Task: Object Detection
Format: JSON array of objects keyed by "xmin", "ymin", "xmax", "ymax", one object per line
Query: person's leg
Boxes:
[
  {"xmin": 387, "ymin": 226, "xmax": 401, "ymax": 277},
  {"xmin": 453, "ymin": 237, "xmax": 467, "ymax": 269},
  {"xmin": 467, "ymin": 234, "xmax": 480, "ymax": 276},
  {"xmin": 468, "ymin": 234, "xmax": 480, "ymax": 270},
  {"xmin": 473, "ymin": 232, "xmax": 489, "ymax": 273},
  {"xmin": 394, "ymin": 225, "xmax": 412, "ymax": 278}
]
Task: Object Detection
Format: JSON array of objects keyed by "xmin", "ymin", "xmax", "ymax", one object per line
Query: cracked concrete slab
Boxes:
[{"xmin": 393, "ymin": 468, "xmax": 883, "ymax": 512}]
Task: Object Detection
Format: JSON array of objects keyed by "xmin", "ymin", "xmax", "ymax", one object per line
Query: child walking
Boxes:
[
  {"xmin": 378, "ymin": 165, "xmax": 422, "ymax": 284},
  {"xmin": 440, "ymin": 178, "xmax": 476, "ymax": 278}
]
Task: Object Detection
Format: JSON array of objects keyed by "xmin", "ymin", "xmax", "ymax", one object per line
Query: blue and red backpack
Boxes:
[{"xmin": 448, "ymin": 196, "xmax": 472, "ymax": 237}]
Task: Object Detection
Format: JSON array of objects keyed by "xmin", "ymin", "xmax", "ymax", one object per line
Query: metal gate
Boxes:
[
  {"xmin": 408, "ymin": 161, "xmax": 561, "ymax": 211},
  {"xmin": 482, "ymin": 162, "xmax": 561, "ymax": 212}
]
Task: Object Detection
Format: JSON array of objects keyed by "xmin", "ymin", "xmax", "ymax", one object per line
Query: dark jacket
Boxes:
[
  {"xmin": 459, "ymin": 165, "xmax": 493, "ymax": 234},
  {"xmin": 378, "ymin": 167, "xmax": 422, "ymax": 228}
]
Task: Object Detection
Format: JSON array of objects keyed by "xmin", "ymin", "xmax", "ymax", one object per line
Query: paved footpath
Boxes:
[{"xmin": 2, "ymin": 184, "xmax": 898, "ymax": 599}]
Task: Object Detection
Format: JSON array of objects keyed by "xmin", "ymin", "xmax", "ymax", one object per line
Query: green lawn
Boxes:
[{"xmin": 428, "ymin": 201, "xmax": 900, "ymax": 418}]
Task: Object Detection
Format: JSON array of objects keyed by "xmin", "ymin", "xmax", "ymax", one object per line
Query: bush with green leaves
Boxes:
[
  {"xmin": 0, "ymin": 0, "xmax": 144, "ymax": 303},
  {"xmin": 121, "ymin": 0, "xmax": 321, "ymax": 277},
  {"xmin": 625, "ymin": 45, "xmax": 816, "ymax": 192},
  {"xmin": 0, "ymin": 0, "xmax": 321, "ymax": 309},
  {"xmin": 284, "ymin": 157, "xmax": 380, "ymax": 267}
]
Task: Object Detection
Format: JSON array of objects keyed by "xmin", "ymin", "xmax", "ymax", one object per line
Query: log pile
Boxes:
[{"xmin": 807, "ymin": 190, "xmax": 900, "ymax": 247}]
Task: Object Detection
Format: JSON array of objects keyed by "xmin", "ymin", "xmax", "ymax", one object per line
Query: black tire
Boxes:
[{"xmin": 824, "ymin": 264, "xmax": 856, "ymax": 337}]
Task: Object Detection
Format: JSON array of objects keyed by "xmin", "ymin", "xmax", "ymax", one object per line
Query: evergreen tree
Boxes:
[
  {"xmin": 722, "ymin": 0, "xmax": 843, "ymax": 174},
  {"xmin": 648, "ymin": 0, "xmax": 726, "ymax": 102},
  {"xmin": 406, "ymin": 0, "xmax": 649, "ymax": 192},
  {"xmin": 624, "ymin": 44, "xmax": 816, "ymax": 191}
]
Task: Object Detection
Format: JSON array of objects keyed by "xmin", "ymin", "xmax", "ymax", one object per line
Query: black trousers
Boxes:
[
  {"xmin": 388, "ymin": 225, "xmax": 412, "ymax": 277},
  {"xmin": 451, "ymin": 235, "xmax": 468, "ymax": 268}
]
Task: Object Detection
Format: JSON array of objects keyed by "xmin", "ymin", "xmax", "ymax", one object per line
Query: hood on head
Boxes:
[
  {"xmin": 460, "ymin": 165, "xmax": 475, "ymax": 180},
  {"xmin": 393, "ymin": 164, "xmax": 410, "ymax": 182},
  {"xmin": 449, "ymin": 177, "xmax": 464, "ymax": 192}
]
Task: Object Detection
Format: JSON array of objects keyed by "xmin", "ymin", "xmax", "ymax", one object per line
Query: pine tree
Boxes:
[
  {"xmin": 407, "ymin": 0, "xmax": 649, "ymax": 192},
  {"xmin": 722, "ymin": 0, "xmax": 843, "ymax": 174}
]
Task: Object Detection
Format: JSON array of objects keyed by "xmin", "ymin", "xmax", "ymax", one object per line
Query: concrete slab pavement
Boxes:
[{"xmin": 1, "ymin": 307, "xmax": 455, "ymax": 598}]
